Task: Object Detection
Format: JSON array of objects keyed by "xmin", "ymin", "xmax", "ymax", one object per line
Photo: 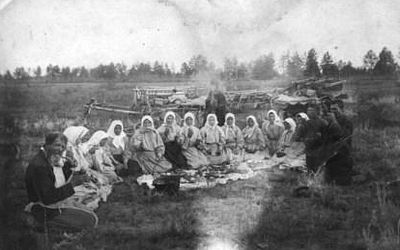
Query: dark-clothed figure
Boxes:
[
  {"xmin": 324, "ymin": 103, "xmax": 353, "ymax": 185},
  {"xmin": 204, "ymin": 89, "xmax": 227, "ymax": 126},
  {"xmin": 25, "ymin": 132, "xmax": 97, "ymax": 231},
  {"xmin": 295, "ymin": 105, "xmax": 329, "ymax": 172},
  {"xmin": 157, "ymin": 111, "xmax": 188, "ymax": 169}
]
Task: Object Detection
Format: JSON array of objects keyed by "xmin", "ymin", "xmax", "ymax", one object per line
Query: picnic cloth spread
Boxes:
[{"xmin": 136, "ymin": 147, "xmax": 306, "ymax": 191}]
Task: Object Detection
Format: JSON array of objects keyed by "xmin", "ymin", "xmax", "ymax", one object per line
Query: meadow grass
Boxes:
[{"xmin": 1, "ymin": 82, "xmax": 400, "ymax": 249}]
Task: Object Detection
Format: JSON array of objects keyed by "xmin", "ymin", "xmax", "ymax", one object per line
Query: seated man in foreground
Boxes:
[{"xmin": 25, "ymin": 132, "xmax": 97, "ymax": 231}]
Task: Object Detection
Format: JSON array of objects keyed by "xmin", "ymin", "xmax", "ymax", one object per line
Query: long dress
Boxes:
[
  {"xmin": 180, "ymin": 126, "xmax": 209, "ymax": 169},
  {"xmin": 262, "ymin": 121, "xmax": 284, "ymax": 157},
  {"xmin": 242, "ymin": 126, "xmax": 265, "ymax": 153},
  {"xmin": 278, "ymin": 118, "xmax": 297, "ymax": 152},
  {"xmin": 82, "ymin": 131, "xmax": 121, "ymax": 185},
  {"xmin": 222, "ymin": 116, "xmax": 244, "ymax": 162},
  {"xmin": 157, "ymin": 123, "xmax": 188, "ymax": 169},
  {"xmin": 107, "ymin": 120, "xmax": 126, "ymax": 163},
  {"xmin": 91, "ymin": 147, "xmax": 121, "ymax": 184},
  {"xmin": 200, "ymin": 121, "xmax": 228, "ymax": 165},
  {"xmin": 133, "ymin": 128, "xmax": 172, "ymax": 174}
]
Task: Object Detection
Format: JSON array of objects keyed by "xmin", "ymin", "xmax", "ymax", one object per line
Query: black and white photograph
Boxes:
[{"xmin": 1, "ymin": 0, "xmax": 400, "ymax": 249}]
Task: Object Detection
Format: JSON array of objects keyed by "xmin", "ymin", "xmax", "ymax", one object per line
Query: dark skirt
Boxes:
[
  {"xmin": 112, "ymin": 154, "xmax": 124, "ymax": 164},
  {"xmin": 164, "ymin": 141, "xmax": 188, "ymax": 169},
  {"xmin": 117, "ymin": 159, "xmax": 143, "ymax": 177},
  {"xmin": 324, "ymin": 151, "xmax": 353, "ymax": 185},
  {"xmin": 31, "ymin": 204, "xmax": 97, "ymax": 232}
]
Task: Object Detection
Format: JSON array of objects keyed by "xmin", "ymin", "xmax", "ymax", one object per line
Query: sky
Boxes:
[{"xmin": 0, "ymin": 0, "xmax": 399, "ymax": 72}]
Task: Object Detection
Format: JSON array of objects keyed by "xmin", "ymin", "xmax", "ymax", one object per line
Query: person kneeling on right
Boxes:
[{"xmin": 25, "ymin": 132, "xmax": 98, "ymax": 232}]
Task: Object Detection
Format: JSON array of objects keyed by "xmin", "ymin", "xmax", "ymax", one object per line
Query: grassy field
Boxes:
[{"xmin": 1, "ymin": 81, "xmax": 400, "ymax": 250}]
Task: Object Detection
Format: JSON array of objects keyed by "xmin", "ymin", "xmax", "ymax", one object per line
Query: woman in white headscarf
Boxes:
[
  {"xmin": 180, "ymin": 112, "xmax": 209, "ymax": 169},
  {"xmin": 262, "ymin": 109, "xmax": 284, "ymax": 157},
  {"xmin": 200, "ymin": 114, "xmax": 228, "ymax": 165},
  {"xmin": 107, "ymin": 120, "xmax": 126, "ymax": 164},
  {"xmin": 242, "ymin": 116, "xmax": 265, "ymax": 153},
  {"xmin": 63, "ymin": 126, "xmax": 91, "ymax": 172},
  {"xmin": 133, "ymin": 115, "xmax": 172, "ymax": 174},
  {"xmin": 279, "ymin": 118, "xmax": 297, "ymax": 152},
  {"xmin": 83, "ymin": 131, "xmax": 121, "ymax": 184},
  {"xmin": 157, "ymin": 111, "xmax": 188, "ymax": 169},
  {"xmin": 222, "ymin": 113, "xmax": 244, "ymax": 162}
]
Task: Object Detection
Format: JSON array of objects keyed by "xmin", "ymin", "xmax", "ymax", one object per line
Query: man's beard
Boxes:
[{"xmin": 48, "ymin": 151, "xmax": 65, "ymax": 168}]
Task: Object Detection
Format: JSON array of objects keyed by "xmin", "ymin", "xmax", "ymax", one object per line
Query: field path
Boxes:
[{"xmin": 191, "ymin": 172, "xmax": 274, "ymax": 250}]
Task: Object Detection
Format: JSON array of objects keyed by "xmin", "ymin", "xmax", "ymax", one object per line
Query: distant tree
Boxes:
[
  {"xmin": 340, "ymin": 61, "xmax": 357, "ymax": 78},
  {"xmin": 4, "ymin": 70, "xmax": 13, "ymax": 80},
  {"xmin": 101, "ymin": 63, "xmax": 117, "ymax": 79},
  {"xmin": 34, "ymin": 66, "xmax": 42, "ymax": 78},
  {"xmin": 363, "ymin": 50, "xmax": 378, "ymax": 73},
  {"xmin": 304, "ymin": 48, "xmax": 321, "ymax": 78},
  {"xmin": 46, "ymin": 64, "xmax": 53, "ymax": 79},
  {"xmin": 223, "ymin": 57, "xmax": 239, "ymax": 80},
  {"xmin": 188, "ymin": 55, "xmax": 208, "ymax": 75},
  {"xmin": 153, "ymin": 61, "xmax": 165, "ymax": 77},
  {"xmin": 180, "ymin": 62, "xmax": 193, "ymax": 77},
  {"xmin": 336, "ymin": 60, "xmax": 346, "ymax": 71},
  {"xmin": 53, "ymin": 65, "xmax": 60, "ymax": 75},
  {"xmin": 115, "ymin": 63, "xmax": 127, "ymax": 79},
  {"xmin": 321, "ymin": 52, "xmax": 339, "ymax": 77},
  {"xmin": 71, "ymin": 67, "xmax": 81, "ymax": 79},
  {"xmin": 251, "ymin": 53, "xmax": 277, "ymax": 80},
  {"xmin": 13, "ymin": 67, "xmax": 29, "ymax": 80},
  {"xmin": 61, "ymin": 67, "xmax": 71, "ymax": 80},
  {"xmin": 287, "ymin": 52, "xmax": 304, "ymax": 78},
  {"xmin": 137, "ymin": 63, "xmax": 152, "ymax": 77},
  {"xmin": 164, "ymin": 63, "xmax": 172, "ymax": 77},
  {"xmin": 237, "ymin": 63, "xmax": 249, "ymax": 79},
  {"xmin": 80, "ymin": 66, "xmax": 90, "ymax": 79},
  {"xmin": 373, "ymin": 47, "xmax": 396, "ymax": 75},
  {"xmin": 128, "ymin": 64, "xmax": 138, "ymax": 78}
]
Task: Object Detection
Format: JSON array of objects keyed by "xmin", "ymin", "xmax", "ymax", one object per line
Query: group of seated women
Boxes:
[
  {"xmin": 24, "ymin": 109, "xmax": 308, "ymax": 231},
  {"xmin": 95, "ymin": 109, "xmax": 306, "ymax": 177}
]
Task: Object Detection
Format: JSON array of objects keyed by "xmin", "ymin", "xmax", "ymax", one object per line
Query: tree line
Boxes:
[{"xmin": 2, "ymin": 47, "xmax": 399, "ymax": 83}]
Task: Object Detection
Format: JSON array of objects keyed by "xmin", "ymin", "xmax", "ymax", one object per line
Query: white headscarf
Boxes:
[
  {"xmin": 63, "ymin": 126, "xmax": 90, "ymax": 171},
  {"xmin": 266, "ymin": 109, "xmax": 283, "ymax": 126},
  {"xmin": 205, "ymin": 114, "xmax": 218, "ymax": 129},
  {"xmin": 243, "ymin": 115, "xmax": 259, "ymax": 139},
  {"xmin": 81, "ymin": 130, "xmax": 109, "ymax": 155},
  {"xmin": 63, "ymin": 126, "xmax": 89, "ymax": 146},
  {"xmin": 86, "ymin": 131, "xmax": 109, "ymax": 148},
  {"xmin": 158, "ymin": 111, "xmax": 180, "ymax": 141},
  {"xmin": 184, "ymin": 112, "xmax": 196, "ymax": 127},
  {"xmin": 137, "ymin": 115, "xmax": 164, "ymax": 151},
  {"xmin": 163, "ymin": 111, "xmax": 176, "ymax": 125},
  {"xmin": 141, "ymin": 115, "xmax": 155, "ymax": 129},
  {"xmin": 284, "ymin": 118, "xmax": 297, "ymax": 131},
  {"xmin": 223, "ymin": 113, "xmax": 238, "ymax": 136},
  {"xmin": 247, "ymin": 115, "xmax": 259, "ymax": 127},
  {"xmin": 107, "ymin": 120, "xmax": 126, "ymax": 150},
  {"xmin": 297, "ymin": 112, "xmax": 310, "ymax": 121},
  {"xmin": 224, "ymin": 113, "xmax": 236, "ymax": 127}
]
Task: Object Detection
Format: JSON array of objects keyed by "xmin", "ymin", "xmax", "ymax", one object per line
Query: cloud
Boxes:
[
  {"xmin": 0, "ymin": 0, "xmax": 13, "ymax": 11},
  {"xmin": 0, "ymin": 0, "xmax": 399, "ymax": 72},
  {"xmin": 164, "ymin": 0, "xmax": 400, "ymax": 65}
]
